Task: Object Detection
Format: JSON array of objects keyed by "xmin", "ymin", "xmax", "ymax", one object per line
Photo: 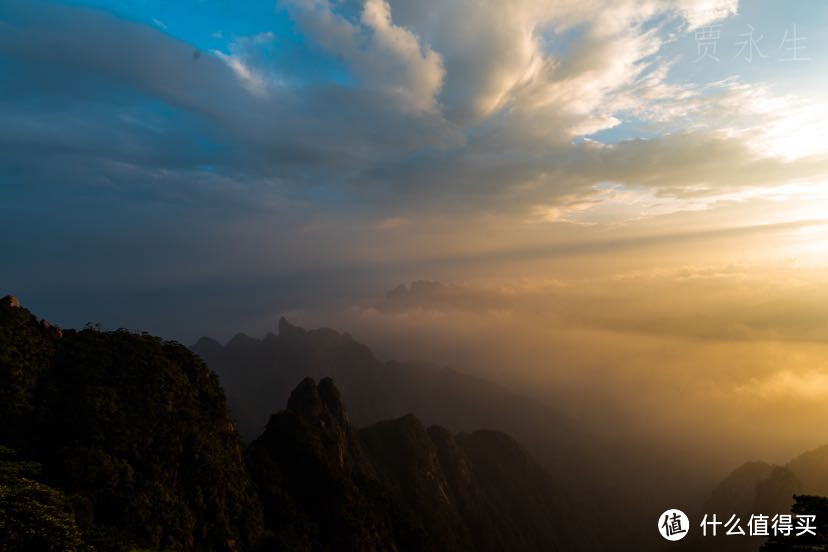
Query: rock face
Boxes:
[
  {"xmin": 1, "ymin": 295, "xmax": 22, "ymax": 308},
  {"xmin": 247, "ymin": 377, "xmax": 590, "ymax": 552},
  {"xmin": 0, "ymin": 298, "xmax": 262, "ymax": 551},
  {"xmin": 247, "ymin": 377, "xmax": 397, "ymax": 551}
]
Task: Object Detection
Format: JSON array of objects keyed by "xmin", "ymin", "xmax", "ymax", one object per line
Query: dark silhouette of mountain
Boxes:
[
  {"xmin": 193, "ymin": 317, "xmax": 584, "ymax": 448},
  {"xmin": 687, "ymin": 444, "xmax": 828, "ymax": 551},
  {"xmin": 705, "ymin": 444, "xmax": 828, "ymax": 519},
  {"xmin": 0, "ymin": 295, "xmax": 262, "ymax": 550},
  {"xmin": 761, "ymin": 495, "xmax": 828, "ymax": 551},
  {"xmin": 247, "ymin": 377, "xmax": 599, "ymax": 551},
  {"xmin": 702, "ymin": 461, "xmax": 775, "ymax": 517},
  {"xmin": 192, "ymin": 317, "xmax": 710, "ymax": 551},
  {"xmin": 677, "ymin": 461, "xmax": 781, "ymax": 551},
  {"xmin": 1, "ymin": 295, "xmax": 602, "ymax": 551},
  {"xmin": 192, "ymin": 318, "xmax": 615, "ymax": 509}
]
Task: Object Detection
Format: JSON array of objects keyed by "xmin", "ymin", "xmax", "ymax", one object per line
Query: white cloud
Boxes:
[
  {"xmin": 213, "ymin": 50, "xmax": 269, "ymax": 97},
  {"xmin": 282, "ymin": 0, "xmax": 444, "ymax": 111},
  {"xmin": 212, "ymin": 31, "xmax": 277, "ymax": 97},
  {"xmin": 360, "ymin": 0, "xmax": 444, "ymax": 111},
  {"xmin": 677, "ymin": 0, "xmax": 739, "ymax": 30}
]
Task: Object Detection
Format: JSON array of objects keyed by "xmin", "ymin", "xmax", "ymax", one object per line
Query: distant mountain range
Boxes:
[
  {"xmin": 676, "ymin": 445, "xmax": 828, "ymax": 552},
  {"xmin": 192, "ymin": 316, "xmax": 713, "ymax": 551},
  {"xmin": 191, "ymin": 317, "xmax": 578, "ymax": 445},
  {"xmin": 683, "ymin": 444, "xmax": 828, "ymax": 551}
]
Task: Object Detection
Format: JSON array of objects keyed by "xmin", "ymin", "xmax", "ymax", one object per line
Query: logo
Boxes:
[{"xmin": 659, "ymin": 509, "xmax": 690, "ymax": 541}]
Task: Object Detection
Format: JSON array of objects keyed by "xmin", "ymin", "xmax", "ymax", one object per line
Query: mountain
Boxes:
[
  {"xmin": 192, "ymin": 317, "xmax": 711, "ymax": 551},
  {"xmin": 1, "ymin": 295, "xmax": 599, "ymax": 551},
  {"xmin": 702, "ymin": 461, "xmax": 775, "ymax": 515},
  {"xmin": 0, "ymin": 295, "xmax": 262, "ymax": 550},
  {"xmin": 191, "ymin": 318, "xmax": 608, "ymax": 490},
  {"xmin": 191, "ymin": 318, "xmax": 579, "ymax": 446},
  {"xmin": 689, "ymin": 444, "xmax": 828, "ymax": 551},
  {"xmin": 760, "ymin": 495, "xmax": 828, "ymax": 551},
  {"xmin": 246, "ymin": 376, "xmax": 599, "ymax": 551},
  {"xmin": 705, "ymin": 443, "xmax": 828, "ymax": 519}
]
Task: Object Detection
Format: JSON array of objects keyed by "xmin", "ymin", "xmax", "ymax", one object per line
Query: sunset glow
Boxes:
[{"xmin": 3, "ymin": 1, "xmax": 828, "ymax": 550}]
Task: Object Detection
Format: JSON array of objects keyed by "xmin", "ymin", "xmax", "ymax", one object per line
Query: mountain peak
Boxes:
[
  {"xmin": 278, "ymin": 316, "xmax": 306, "ymax": 339},
  {"xmin": 1, "ymin": 295, "xmax": 22, "ymax": 309},
  {"xmin": 286, "ymin": 377, "xmax": 347, "ymax": 425},
  {"xmin": 286, "ymin": 377, "xmax": 324, "ymax": 418},
  {"xmin": 226, "ymin": 332, "xmax": 256, "ymax": 349},
  {"xmin": 193, "ymin": 336, "xmax": 221, "ymax": 349},
  {"xmin": 0, "ymin": 294, "xmax": 62, "ymax": 339}
]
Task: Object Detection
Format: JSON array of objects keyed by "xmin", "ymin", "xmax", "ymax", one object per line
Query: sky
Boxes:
[{"xmin": 3, "ymin": 0, "xmax": 828, "ymax": 466}]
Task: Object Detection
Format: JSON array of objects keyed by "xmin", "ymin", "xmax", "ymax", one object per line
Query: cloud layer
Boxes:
[{"xmin": 5, "ymin": 0, "xmax": 824, "ymax": 220}]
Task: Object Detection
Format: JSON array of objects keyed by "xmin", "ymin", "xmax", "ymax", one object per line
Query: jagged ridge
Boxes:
[{"xmin": 247, "ymin": 376, "xmax": 582, "ymax": 551}]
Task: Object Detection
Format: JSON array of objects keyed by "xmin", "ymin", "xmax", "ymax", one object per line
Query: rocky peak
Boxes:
[
  {"xmin": 278, "ymin": 316, "xmax": 306, "ymax": 339},
  {"xmin": 1, "ymin": 295, "xmax": 22, "ymax": 309},
  {"xmin": 39, "ymin": 319, "xmax": 63, "ymax": 339},
  {"xmin": 286, "ymin": 377, "xmax": 349, "ymax": 428},
  {"xmin": 286, "ymin": 377, "xmax": 325, "ymax": 419},
  {"xmin": 0, "ymin": 294, "xmax": 62, "ymax": 339},
  {"xmin": 317, "ymin": 377, "xmax": 346, "ymax": 422}
]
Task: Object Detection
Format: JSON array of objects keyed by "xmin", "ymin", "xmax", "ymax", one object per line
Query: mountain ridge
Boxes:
[
  {"xmin": 1, "ymin": 295, "xmax": 597, "ymax": 551},
  {"xmin": 248, "ymin": 376, "xmax": 599, "ymax": 551},
  {"xmin": 192, "ymin": 316, "xmax": 714, "ymax": 551}
]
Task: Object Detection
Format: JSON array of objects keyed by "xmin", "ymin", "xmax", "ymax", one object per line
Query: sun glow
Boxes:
[
  {"xmin": 787, "ymin": 222, "xmax": 828, "ymax": 262},
  {"xmin": 744, "ymin": 90, "xmax": 828, "ymax": 161}
]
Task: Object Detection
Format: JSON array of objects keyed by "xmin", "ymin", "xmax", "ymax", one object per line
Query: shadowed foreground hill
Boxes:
[
  {"xmin": 0, "ymin": 296, "xmax": 262, "ymax": 550},
  {"xmin": 247, "ymin": 377, "xmax": 598, "ymax": 551}
]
